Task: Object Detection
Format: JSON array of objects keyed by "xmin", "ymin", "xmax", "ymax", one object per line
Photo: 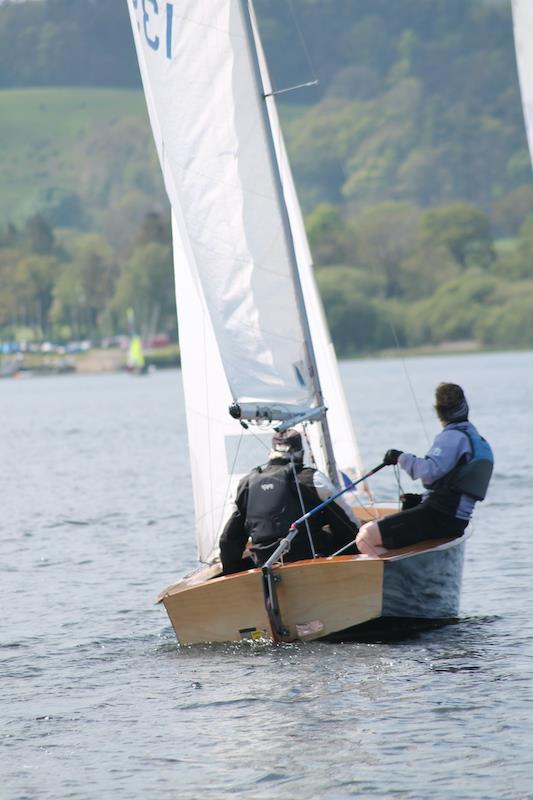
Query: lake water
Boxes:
[{"xmin": 2, "ymin": 352, "xmax": 533, "ymax": 800}]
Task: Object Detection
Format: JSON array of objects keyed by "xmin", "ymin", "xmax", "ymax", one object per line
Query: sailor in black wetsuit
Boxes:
[
  {"xmin": 219, "ymin": 429, "xmax": 360, "ymax": 574},
  {"xmin": 356, "ymin": 383, "xmax": 494, "ymax": 556}
]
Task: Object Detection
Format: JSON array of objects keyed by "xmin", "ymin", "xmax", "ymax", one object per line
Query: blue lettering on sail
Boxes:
[
  {"xmin": 132, "ymin": 0, "xmax": 174, "ymax": 59},
  {"xmin": 166, "ymin": 3, "xmax": 174, "ymax": 60},
  {"xmin": 142, "ymin": 0, "xmax": 160, "ymax": 52}
]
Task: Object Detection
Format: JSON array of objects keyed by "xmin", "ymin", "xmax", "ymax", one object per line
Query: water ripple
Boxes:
[{"xmin": 2, "ymin": 361, "xmax": 533, "ymax": 800}]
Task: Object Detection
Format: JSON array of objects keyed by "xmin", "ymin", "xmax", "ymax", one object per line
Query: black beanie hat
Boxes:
[{"xmin": 435, "ymin": 383, "xmax": 469, "ymax": 423}]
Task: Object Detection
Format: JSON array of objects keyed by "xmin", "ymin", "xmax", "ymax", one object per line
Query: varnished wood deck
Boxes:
[{"xmin": 158, "ymin": 533, "xmax": 465, "ymax": 645}]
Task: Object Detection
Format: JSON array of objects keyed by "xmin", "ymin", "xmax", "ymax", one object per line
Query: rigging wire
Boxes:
[
  {"xmin": 246, "ymin": 424, "xmax": 275, "ymax": 458},
  {"xmin": 247, "ymin": 419, "xmax": 357, "ymax": 535},
  {"xmin": 239, "ymin": 421, "xmax": 366, "ymax": 533},
  {"xmin": 286, "ymin": 0, "xmax": 318, "ymax": 84},
  {"xmin": 282, "ymin": 0, "xmax": 432, "ymax": 450},
  {"xmin": 241, "ymin": 6, "xmax": 421, "ymax": 528},
  {"xmin": 393, "ymin": 463, "xmax": 405, "ymax": 507},
  {"xmin": 389, "ymin": 323, "xmax": 431, "ymax": 448},
  {"xmin": 289, "ymin": 456, "xmax": 317, "ymax": 558},
  {"xmin": 246, "ymin": 421, "xmax": 363, "ymax": 543},
  {"xmin": 231, "ymin": 424, "xmax": 317, "ymax": 557}
]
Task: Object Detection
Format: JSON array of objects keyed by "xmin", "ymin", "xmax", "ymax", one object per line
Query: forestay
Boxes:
[{"xmin": 127, "ymin": 0, "xmax": 364, "ymax": 561}]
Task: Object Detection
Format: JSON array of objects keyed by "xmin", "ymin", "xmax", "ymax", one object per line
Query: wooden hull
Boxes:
[{"xmin": 158, "ymin": 534, "xmax": 467, "ymax": 645}]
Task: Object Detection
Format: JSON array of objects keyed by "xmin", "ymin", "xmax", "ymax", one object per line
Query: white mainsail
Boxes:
[
  {"xmin": 127, "ymin": 0, "xmax": 316, "ymax": 418},
  {"xmin": 512, "ymin": 1, "xmax": 533, "ymax": 169},
  {"xmin": 127, "ymin": 0, "xmax": 363, "ymax": 561}
]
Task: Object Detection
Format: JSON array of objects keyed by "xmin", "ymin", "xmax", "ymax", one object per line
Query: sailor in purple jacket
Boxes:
[{"xmin": 356, "ymin": 382, "xmax": 494, "ymax": 557}]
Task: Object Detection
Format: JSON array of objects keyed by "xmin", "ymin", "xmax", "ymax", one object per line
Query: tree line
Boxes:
[
  {"xmin": 1, "ymin": 1, "xmax": 529, "ymax": 231},
  {"xmin": 310, "ymin": 199, "xmax": 533, "ymax": 353},
  {"xmin": 1, "ymin": 0, "xmax": 526, "ymax": 217},
  {"xmin": 1, "ymin": 0, "xmax": 532, "ymax": 352},
  {"xmin": 0, "ymin": 212, "xmax": 176, "ymax": 343},
  {"xmin": 2, "ymin": 198, "xmax": 533, "ymax": 352}
]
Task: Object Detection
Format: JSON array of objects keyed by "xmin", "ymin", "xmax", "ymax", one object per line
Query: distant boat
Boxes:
[
  {"xmin": 126, "ymin": 334, "xmax": 147, "ymax": 375},
  {"xmin": 127, "ymin": 0, "xmax": 467, "ymax": 644}
]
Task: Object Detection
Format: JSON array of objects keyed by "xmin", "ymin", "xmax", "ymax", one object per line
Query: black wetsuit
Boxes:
[{"xmin": 219, "ymin": 458, "xmax": 359, "ymax": 574}]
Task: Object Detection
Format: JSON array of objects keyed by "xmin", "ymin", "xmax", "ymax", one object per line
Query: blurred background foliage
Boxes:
[{"xmin": 0, "ymin": 0, "xmax": 532, "ymax": 352}]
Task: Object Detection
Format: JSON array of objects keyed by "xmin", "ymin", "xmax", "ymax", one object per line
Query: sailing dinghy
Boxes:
[
  {"xmin": 127, "ymin": 0, "xmax": 466, "ymax": 644},
  {"xmin": 126, "ymin": 335, "xmax": 147, "ymax": 374}
]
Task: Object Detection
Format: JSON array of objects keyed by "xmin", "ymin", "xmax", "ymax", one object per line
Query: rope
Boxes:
[
  {"xmin": 393, "ymin": 463, "xmax": 405, "ymax": 508},
  {"xmin": 330, "ymin": 538, "xmax": 358, "ymax": 558},
  {"xmin": 246, "ymin": 425, "xmax": 275, "ymax": 459},
  {"xmin": 238, "ymin": 423, "xmax": 335, "ymax": 557},
  {"xmin": 389, "ymin": 323, "xmax": 431, "ymax": 447},
  {"xmin": 353, "ymin": 493, "xmax": 380, "ymax": 521},
  {"xmin": 248, "ymin": 421, "xmax": 380, "ymax": 537},
  {"xmin": 289, "ymin": 455, "xmax": 317, "ymax": 558},
  {"xmin": 230, "ymin": 423, "xmax": 384, "ymax": 560},
  {"xmin": 246, "ymin": 425, "xmax": 318, "ymax": 557}
]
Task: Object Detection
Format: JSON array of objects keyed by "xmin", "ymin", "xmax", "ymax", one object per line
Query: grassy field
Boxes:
[
  {"xmin": 0, "ymin": 87, "xmax": 148, "ymax": 225},
  {"xmin": 0, "ymin": 87, "xmax": 307, "ymax": 227}
]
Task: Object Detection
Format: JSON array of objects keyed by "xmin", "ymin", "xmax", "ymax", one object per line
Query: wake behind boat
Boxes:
[{"xmin": 127, "ymin": 1, "xmax": 471, "ymax": 645}]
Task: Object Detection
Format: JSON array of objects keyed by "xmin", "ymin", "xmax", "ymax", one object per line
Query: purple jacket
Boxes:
[{"xmin": 398, "ymin": 421, "xmax": 480, "ymax": 520}]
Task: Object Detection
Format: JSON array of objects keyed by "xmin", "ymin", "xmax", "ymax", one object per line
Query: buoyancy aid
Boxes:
[
  {"xmin": 245, "ymin": 464, "xmax": 305, "ymax": 545},
  {"xmin": 425, "ymin": 425, "xmax": 494, "ymax": 515}
]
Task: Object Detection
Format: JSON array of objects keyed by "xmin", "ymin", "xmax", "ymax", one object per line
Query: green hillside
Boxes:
[
  {"xmin": 1, "ymin": 1, "xmax": 533, "ymax": 353},
  {"xmin": 0, "ymin": 88, "xmax": 156, "ymax": 227},
  {"xmin": 0, "ymin": 1, "xmax": 529, "ymax": 217},
  {"xmin": 1, "ymin": 0, "xmax": 531, "ymax": 234},
  {"xmin": 0, "ymin": 86, "xmax": 306, "ymax": 233}
]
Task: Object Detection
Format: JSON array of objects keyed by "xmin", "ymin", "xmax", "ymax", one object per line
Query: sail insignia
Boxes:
[{"xmin": 293, "ymin": 362, "xmax": 306, "ymax": 387}]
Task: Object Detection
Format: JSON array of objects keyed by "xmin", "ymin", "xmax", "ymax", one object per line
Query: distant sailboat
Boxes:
[
  {"xmin": 126, "ymin": 308, "xmax": 147, "ymax": 374},
  {"xmin": 127, "ymin": 334, "xmax": 146, "ymax": 374},
  {"xmin": 127, "ymin": 0, "xmax": 466, "ymax": 644}
]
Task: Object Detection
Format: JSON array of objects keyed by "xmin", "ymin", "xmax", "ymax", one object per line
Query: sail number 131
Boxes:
[{"xmin": 131, "ymin": 0, "xmax": 174, "ymax": 60}]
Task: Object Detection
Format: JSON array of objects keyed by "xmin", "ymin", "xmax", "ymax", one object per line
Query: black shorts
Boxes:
[{"xmin": 378, "ymin": 503, "xmax": 468, "ymax": 550}]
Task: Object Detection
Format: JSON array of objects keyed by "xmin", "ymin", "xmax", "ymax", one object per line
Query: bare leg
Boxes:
[{"xmin": 356, "ymin": 520, "xmax": 387, "ymax": 557}]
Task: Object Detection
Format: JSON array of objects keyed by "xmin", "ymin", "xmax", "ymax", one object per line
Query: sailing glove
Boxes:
[
  {"xmin": 384, "ymin": 449, "xmax": 403, "ymax": 466},
  {"xmin": 401, "ymin": 492, "xmax": 422, "ymax": 510}
]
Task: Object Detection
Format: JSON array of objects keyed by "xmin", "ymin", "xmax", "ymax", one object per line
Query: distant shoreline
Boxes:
[
  {"xmin": 2, "ymin": 342, "xmax": 531, "ymax": 379},
  {"xmin": 0, "ymin": 345, "xmax": 180, "ymax": 377}
]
